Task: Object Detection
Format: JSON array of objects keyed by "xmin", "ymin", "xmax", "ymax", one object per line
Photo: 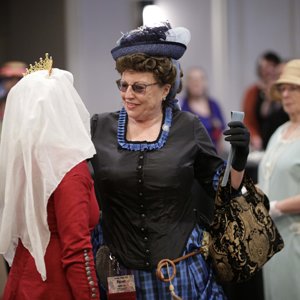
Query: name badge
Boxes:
[{"xmin": 107, "ymin": 275, "xmax": 137, "ymax": 300}]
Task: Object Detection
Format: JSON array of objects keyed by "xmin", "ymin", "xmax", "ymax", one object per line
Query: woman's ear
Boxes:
[{"xmin": 163, "ymin": 84, "xmax": 172, "ymax": 98}]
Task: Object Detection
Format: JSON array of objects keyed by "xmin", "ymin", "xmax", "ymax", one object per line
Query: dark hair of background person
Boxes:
[{"xmin": 256, "ymin": 51, "xmax": 282, "ymax": 78}]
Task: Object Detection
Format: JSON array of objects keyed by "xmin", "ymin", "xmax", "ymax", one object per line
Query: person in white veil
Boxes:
[{"xmin": 0, "ymin": 67, "xmax": 100, "ymax": 300}]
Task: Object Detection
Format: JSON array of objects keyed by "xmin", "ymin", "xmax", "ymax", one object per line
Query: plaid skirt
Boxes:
[{"xmin": 92, "ymin": 224, "xmax": 226, "ymax": 300}]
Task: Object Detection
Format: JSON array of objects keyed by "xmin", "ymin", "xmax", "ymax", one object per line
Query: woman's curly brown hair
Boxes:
[{"xmin": 116, "ymin": 53, "xmax": 182, "ymax": 94}]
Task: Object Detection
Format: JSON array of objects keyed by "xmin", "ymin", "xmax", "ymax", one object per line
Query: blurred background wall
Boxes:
[
  {"xmin": 0, "ymin": 1, "xmax": 66, "ymax": 69},
  {"xmin": 1, "ymin": 0, "xmax": 300, "ymax": 118}
]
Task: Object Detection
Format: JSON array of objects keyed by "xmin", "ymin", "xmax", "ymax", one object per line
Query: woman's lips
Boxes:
[{"xmin": 126, "ymin": 102, "xmax": 139, "ymax": 110}]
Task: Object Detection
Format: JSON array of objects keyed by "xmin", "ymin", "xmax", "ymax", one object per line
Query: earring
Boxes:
[{"xmin": 163, "ymin": 97, "xmax": 166, "ymax": 101}]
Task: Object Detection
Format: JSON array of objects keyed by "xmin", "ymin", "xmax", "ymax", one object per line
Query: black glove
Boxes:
[{"xmin": 223, "ymin": 121, "xmax": 250, "ymax": 171}]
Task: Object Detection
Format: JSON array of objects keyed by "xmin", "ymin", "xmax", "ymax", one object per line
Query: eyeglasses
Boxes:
[
  {"xmin": 277, "ymin": 84, "xmax": 300, "ymax": 94},
  {"xmin": 116, "ymin": 79, "xmax": 159, "ymax": 94}
]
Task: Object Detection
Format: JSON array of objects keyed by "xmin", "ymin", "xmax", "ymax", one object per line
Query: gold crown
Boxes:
[{"xmin": 23, "ymin": 53, "xmax": 53, "ymax": 76}]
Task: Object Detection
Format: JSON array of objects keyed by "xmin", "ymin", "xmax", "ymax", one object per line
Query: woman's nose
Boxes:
[{"xmin": 125, "ymin": 85, "xmax": 134, "ymax": 98}]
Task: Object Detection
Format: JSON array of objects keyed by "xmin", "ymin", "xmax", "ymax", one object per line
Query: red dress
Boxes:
[
  {"xmin": 242, "ymin": 84, "xmax": 261, "ymax": 141},
  {"xmin": 2, "ymin": 161, "xmax": 100, "ymax": 300}
]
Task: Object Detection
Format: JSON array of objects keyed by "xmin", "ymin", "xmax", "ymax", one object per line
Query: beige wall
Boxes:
[
  {"xmin": 227, "ymin": 0, "xmax": 300, "ymax": 116},
  {"xmin": 65, "ymin": 0, "xmax": 300, "ymax": 121},
  {"xmin": 65, "ymin": 0, "xmax": 135, "ymax": 115}
]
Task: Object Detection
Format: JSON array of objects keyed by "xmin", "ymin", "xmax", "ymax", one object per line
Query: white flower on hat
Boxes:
[{"xmin": 165, "ymin": 27, "xmax": 191, "ymax": 46}]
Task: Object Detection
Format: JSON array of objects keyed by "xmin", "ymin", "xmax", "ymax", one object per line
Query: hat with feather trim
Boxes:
[{"xmin": 111, "ymin": 23, "xmax": 191, "ymax": 61}]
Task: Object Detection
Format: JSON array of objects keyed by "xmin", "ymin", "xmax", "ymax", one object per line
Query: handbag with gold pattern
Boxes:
[{"xmin": 209, "ymin": 174, "xmax": 284, "ymax": 282}]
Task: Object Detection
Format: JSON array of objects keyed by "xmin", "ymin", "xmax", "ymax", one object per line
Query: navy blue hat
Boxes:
[{"xmin": 111, "ymin": 23, "xmax": 191, "ymax": 61}]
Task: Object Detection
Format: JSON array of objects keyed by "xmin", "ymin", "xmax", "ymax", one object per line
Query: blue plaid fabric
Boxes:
[
  {"xmin": 91, "ymin": 221, "xmax": 104, "ymax": 258},
  {"xmin": 92, "ymin": 225, "xmax": 226, "ymax": 300},
  {"xmin": 212, "ymin": 163, "xmax": 226, "ymax": 191}
]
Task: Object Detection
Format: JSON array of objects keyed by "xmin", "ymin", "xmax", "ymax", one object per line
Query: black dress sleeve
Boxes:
[{"xmin": 193, "ymin": 116, "xmax": 224, "ymax": 197}]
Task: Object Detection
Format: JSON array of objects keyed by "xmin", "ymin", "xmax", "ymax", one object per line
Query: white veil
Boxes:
[{"xmin": 0, "ymin": 69, "xmax": 96, "ymax": 280}]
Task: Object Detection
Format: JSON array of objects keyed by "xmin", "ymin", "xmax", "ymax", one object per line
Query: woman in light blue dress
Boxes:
[{"xmin": 258, "ymin": 59, "xmax": 300, "ymax": 300}]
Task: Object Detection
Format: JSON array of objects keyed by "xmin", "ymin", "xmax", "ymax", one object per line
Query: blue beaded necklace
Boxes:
[{"xmin": 117, "ymin": 106, "xmax": 173, "ymax": 151}]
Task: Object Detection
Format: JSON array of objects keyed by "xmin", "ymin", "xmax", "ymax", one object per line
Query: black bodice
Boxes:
[{"xmin": 90, "ymin": 109, "xmax": 223, "ymax": 270}]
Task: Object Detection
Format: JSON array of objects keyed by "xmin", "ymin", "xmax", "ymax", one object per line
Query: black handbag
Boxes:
[
  {"xmin": 95, "ymin": 245, "xmax": 121, "ymax": 290},
  {"xmin": 209, "ymin": 174, "xmax": 284, "ymax": 283}
]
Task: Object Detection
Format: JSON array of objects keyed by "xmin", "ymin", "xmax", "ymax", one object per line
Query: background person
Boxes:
[
  {"xmin": 242, "ymin": 51, "xmax": 288, "ymax": 150},
  {"xmin": 0, "ymin": 61, "xmax": 27, "ymax": 96},
  {"xmin": 258, "ymin": 59, "xmax": 300, "ymax": 300},
  {"xmin": 0, "ymin": 61, "xmax": 27, "ymax": 137},
  {"xmin": 181, "ymin": 66, "xmax": 226, "ymax": 155}
]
